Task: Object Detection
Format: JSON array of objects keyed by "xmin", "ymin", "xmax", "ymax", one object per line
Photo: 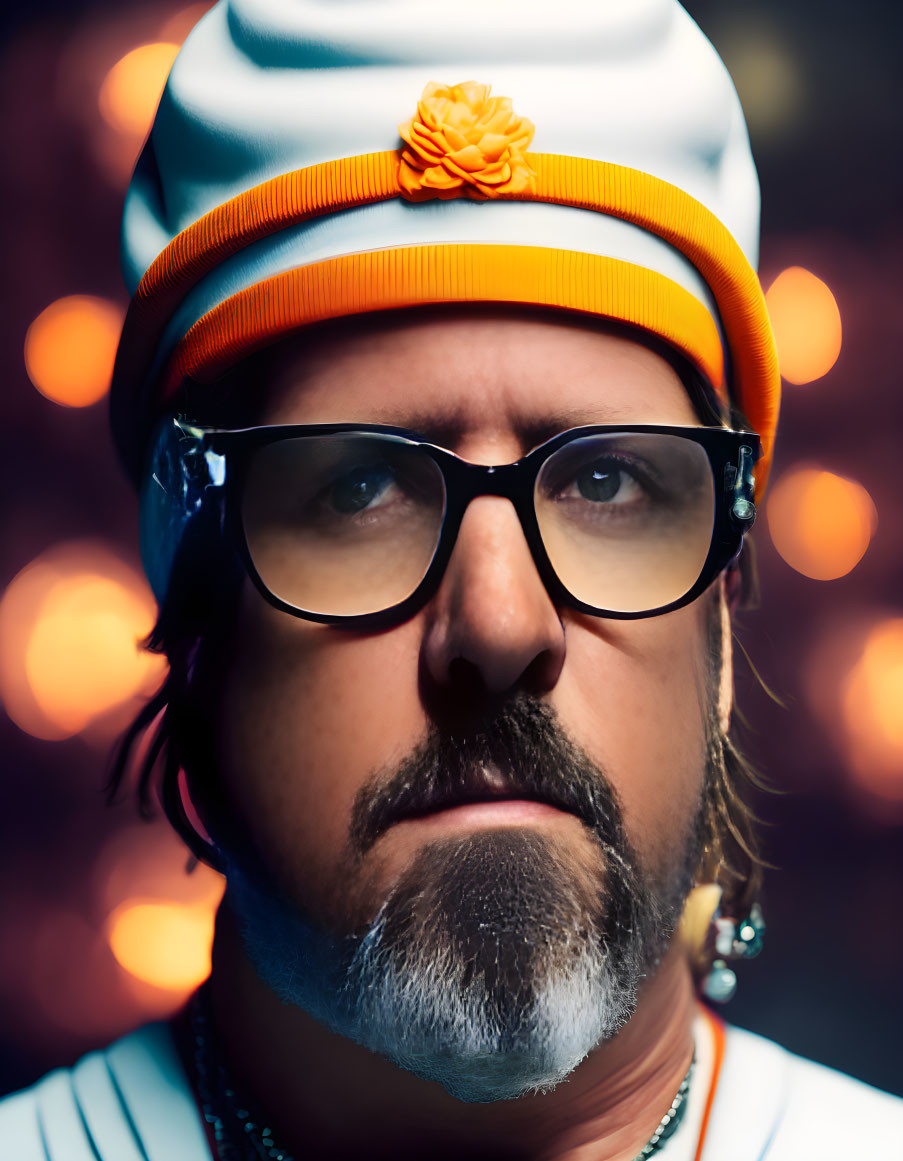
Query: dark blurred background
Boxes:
[{"xmin": 1, "ymin": 0, "xmax": 901, "ymax": 1100}]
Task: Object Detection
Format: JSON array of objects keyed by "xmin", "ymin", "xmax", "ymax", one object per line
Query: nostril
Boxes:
[
  {"xmin": 420, "ymin": 655, "xmax": 499, "ymax": 727},
  {"xmin": 522, "ymin": 646, "xmax": 564, "ymax": 695},
  {"xmin": 446, "ymin": 655, "xmax": 492, "ymax": 703}
]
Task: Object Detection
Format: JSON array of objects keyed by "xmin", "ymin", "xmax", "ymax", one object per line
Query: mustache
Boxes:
[{"xmin": 349, "ymin": 697, "xmax": 631, "ymax": 861}]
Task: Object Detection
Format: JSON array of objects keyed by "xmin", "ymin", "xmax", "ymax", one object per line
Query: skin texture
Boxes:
[{"xmin": 205, "ymin": 307, "xmax": 730, "ymax": 1160}]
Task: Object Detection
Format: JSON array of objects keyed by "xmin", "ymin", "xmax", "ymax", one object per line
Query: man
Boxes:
[{"xmin": 2, "ymin": 0, "xmax": 901, "ymax": 1157}]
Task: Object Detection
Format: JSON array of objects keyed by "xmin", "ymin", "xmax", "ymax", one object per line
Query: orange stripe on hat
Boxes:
[
  {"xmin": 112, "ymin": 151, "xmax": 779, "ymax": 492},
  {"xmin": 160, "ymin": 244, "xmax": 724, "ymax": 398}
]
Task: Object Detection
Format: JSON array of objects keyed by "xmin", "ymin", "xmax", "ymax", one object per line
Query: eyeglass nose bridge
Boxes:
[
  {"xmin": 436, "ymin": 455, "xmax": 558, "ymax": 600},
  {"xmin": 447, "ymin": 457, "xmax": 535, "ymax": 505},
  {"xmin": 441, "ymin": 456, "xmax": 546, "ymax": 556}
]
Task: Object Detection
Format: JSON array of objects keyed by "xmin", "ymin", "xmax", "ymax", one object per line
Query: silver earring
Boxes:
[{"xmin": 702, "ymin": 902, "xmax": 765, "ymax": 1004}]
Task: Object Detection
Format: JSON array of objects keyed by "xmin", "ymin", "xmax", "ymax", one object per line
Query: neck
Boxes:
[{"xmin": 207, "ymin": 905, "xmax": 697, "ymax": 1161}]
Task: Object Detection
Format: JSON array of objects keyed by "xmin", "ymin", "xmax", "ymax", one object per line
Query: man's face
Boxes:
[{"xmin": 206, "ymin": 309, "xmax": 720, "ymax": 1098}]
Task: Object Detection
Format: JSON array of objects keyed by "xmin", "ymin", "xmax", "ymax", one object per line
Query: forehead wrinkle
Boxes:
[
  {"xmin": 259, "ymin": 312, "xmax": 700, "ymax": 432},
  {"xmin": 353, "ymin": 401, "xmax": 662, "ymax": 454}
]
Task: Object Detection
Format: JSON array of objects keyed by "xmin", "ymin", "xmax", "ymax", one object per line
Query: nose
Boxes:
[{"xmin": 421, "ymin": 495, "xmax": 566, "ymax": 700}]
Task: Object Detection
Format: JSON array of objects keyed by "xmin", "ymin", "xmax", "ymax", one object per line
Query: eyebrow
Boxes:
[{"xmin": 366, "ymin": 405, "xmax": 637, "ymax": 452}]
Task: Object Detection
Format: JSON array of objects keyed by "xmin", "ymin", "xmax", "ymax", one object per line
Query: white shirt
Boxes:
[{"xmin": 0, "ymin": 1011, "xmax": 900, "ymax": 1160}]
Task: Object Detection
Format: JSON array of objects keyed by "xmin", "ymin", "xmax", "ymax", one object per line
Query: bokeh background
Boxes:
[{"xmin": 1, "ymin": 0, "xmax": 901, "ymax": 1100}]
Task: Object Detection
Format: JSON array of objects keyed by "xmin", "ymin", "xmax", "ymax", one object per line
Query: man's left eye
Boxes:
[
  {"xmin": 571, "ymin": 462, "xmax": 642, "ymax": 504},
  {"xmin": 328, "ymin": 464, "xmax": 397, "ymax": 514}
]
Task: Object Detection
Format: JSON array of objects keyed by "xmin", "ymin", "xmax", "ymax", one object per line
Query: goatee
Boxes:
[{"xmin": 225, "ymin": 698, "xmax": 702, "ymax": 1102}]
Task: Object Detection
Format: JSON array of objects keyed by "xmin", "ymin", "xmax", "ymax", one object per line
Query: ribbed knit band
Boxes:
[{"xmin": 161, "ymin": 244, "xmax": 723, "ymax": 393}]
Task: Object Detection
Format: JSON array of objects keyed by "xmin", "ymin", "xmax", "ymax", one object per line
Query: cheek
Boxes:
[
  {"xmin": 212, "ymin": 585, "xmax": 715, "ymax": 916},
  {"xmin": 553, "ymin": 601, "xmax": 711, "ymax": 873},
  {"xmin": 214, "ymin": 590, "xmax": 428, "ymax": 915}
]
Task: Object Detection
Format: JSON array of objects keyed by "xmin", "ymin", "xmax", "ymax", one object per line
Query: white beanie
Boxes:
[{"xmin": 112, "ymin": 0, "xmax": 779, "ymax": 492}]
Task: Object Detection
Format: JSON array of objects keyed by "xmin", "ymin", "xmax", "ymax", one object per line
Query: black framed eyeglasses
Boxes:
[{"xmin": 141, "ymin": 419, "xmax": 760, "ymax": 627}]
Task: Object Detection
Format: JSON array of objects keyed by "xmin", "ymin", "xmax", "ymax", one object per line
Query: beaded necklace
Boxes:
[{"xmin": 190, "ymin": 988, "xmax": 693, "ymax": 1161}]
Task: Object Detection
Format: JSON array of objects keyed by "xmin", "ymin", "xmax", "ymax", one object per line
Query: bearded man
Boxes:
[{"xmin": 3, "ymin": 0, "xmax": 901, "ymax": 1157}]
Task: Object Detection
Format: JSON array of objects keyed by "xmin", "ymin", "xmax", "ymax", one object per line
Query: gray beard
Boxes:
[
  {"xmin": 221, "ymin": 697, "xmax": 701, "ymax": 1103},
  {"xmin": 224, "ymin": 823, "xmax": 684, "ymax": 1103}
]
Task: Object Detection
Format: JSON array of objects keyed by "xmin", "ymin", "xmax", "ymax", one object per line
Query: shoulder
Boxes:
[
  {"xmin": 708, "ymin": 1020, "xmax": 903, "ymax": 1160},
  {"xmin": 0, "ymin": 1022, "xmax": 211, "ymax": 1161}
]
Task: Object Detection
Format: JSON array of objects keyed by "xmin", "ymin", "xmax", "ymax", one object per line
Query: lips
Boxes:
[
  {"xmin": 363, "ymin": 761, "xmax": 592, "ymax": 850},
  {"xmin": 348, "ymin": 700, "xmax": 621, "ymax": 860}
]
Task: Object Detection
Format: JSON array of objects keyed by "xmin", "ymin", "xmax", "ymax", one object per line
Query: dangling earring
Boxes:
[
  {"xmin": 702, "ymin": 901, "xmax": 766, "ymax": 1004},
  {"xmin": 679, "ymin": 885, "xmax": 766, "ymax": 1004}
]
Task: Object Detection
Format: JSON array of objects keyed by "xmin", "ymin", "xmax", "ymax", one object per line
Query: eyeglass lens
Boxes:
[
  {"xmin": 534, "ymin": 433, "xmax": 714, "ymax": 614},
  {"xmin": 242, "ymin": 435, "xmax": 447, "ymax": 616},
  {"xmin": 241, "ymin": 431, "xmax": 715, "ymax": 618}
]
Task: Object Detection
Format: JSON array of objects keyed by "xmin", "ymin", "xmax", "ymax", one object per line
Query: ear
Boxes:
[
  {"xmin": 717, "ymin": 572, "xmax": 733, "ymax": 737},
  {"xmin": 679, "ymin": 882, "xmax": 722, "ymax": 974}
]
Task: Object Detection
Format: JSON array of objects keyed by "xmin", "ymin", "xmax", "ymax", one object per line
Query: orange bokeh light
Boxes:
[
  {"xmin": 26, "ymin": 577, "xmax": 157, "ymax": 734},
  {"xmin": 24, "ymin": 295, "xmax": 124, "ymax": 408},
  {"xmin": 98, "ymin": 42, "xmax": 179, "ymax": 138},
  {"xmin": 766, "ymin": 466, "xmax": 876, "ymax": 580},
  {"xmin": 842, "ymin": 619, "xmax": 903, "ymax": 802},
  {"xmin": 765, "ymin": 266, "xmax": 842, "ymax": 385},
  {"xmin": 107, "ymin": 900, "xmax": 215, "ymax": 991},
  {"xmin": 0, "ymin": 543, "xmax": 166, "ymax": 741}
]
